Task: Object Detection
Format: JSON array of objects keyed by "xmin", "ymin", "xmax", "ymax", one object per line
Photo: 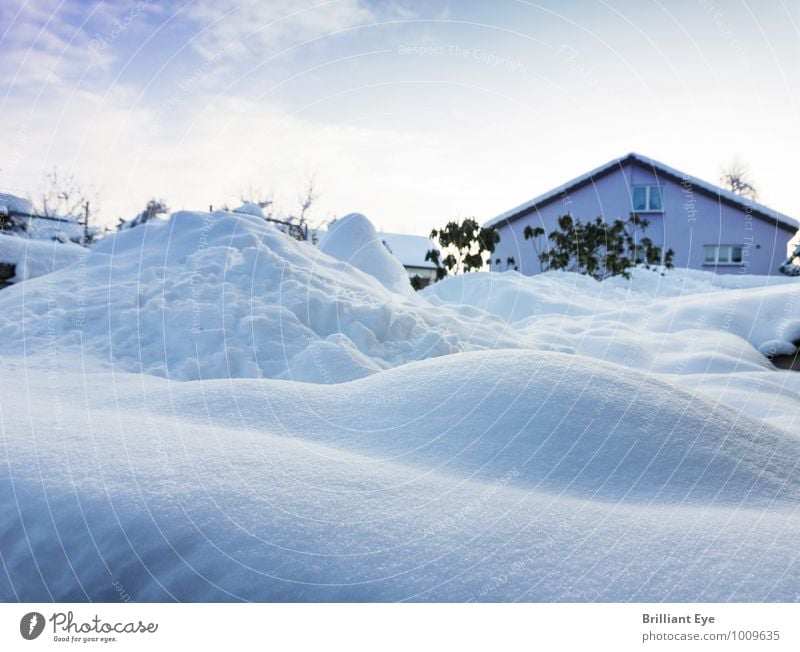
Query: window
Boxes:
[
  {"xmin": 632, "ymin": 185, "xmax": 663, "ymax": 212},
  {"xmin": 703, "ymin": 245, "xmax": 743, "ymax": 265}
]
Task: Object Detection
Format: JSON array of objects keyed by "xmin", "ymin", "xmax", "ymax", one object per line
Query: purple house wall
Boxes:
[{"xmin": 486, "ymin": 153, "xmax": 798, "ymax": 276}]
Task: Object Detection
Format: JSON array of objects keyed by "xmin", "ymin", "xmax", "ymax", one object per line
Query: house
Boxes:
[
  {"xmin": 314, "ymin": 223, "xmax": 439, "ymax": 288},
  {"xmin": 485, "ymin": 153, "xmax": 799, "ymax": 276},
  {"xmin": 378, "ymin": 232, "xmax": 439, "ymax": 288},
  {"xmin": 0, "ymin": 192, "xmax": 87, "ymax": 288}
]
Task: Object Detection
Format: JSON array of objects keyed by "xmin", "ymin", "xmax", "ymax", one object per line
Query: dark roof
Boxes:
[{"xmin": 484, "ymin": 153, "xmax": 798, "ymax": 234}]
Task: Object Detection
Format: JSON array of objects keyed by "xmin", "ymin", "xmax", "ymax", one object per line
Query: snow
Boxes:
[
  {"xmin": 17, "ymin": 216, "xmax": 87, "ymax": 243},
  {"xmin": 2, "ymin": 351, "xmax": 799, "ymax": 601},
  {"xmin": 318, "ymin": 213, "xmax": 416, "ymax": 296},
  {"xmin": 0, "ymin": 210, "xmax": 480, "ymax": 381},
  {"xmin": 233, "ymin": 203, "xmax": 265, "ymax": 218},
  {"xmin": 379, "ymin": 232, "xmax": 438, "ymax": 269},
  {"xmin": 0, "ymin": 234, "xmax": 85, "ymax": 282},
  {"xmin": 0, "ymin": 192, "xmax": 34, "ymax": 215},
  {"xmin": 0, "ymin": 210, "xmax": 798, "ymax": 601}
]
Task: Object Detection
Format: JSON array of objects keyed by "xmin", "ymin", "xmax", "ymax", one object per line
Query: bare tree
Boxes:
[
  {"xmin": 295, "ymin": 171, "xmax": 318, "ymax": 225},
  {"xmin": 238, "ymin": 183, "xmax": 274, "ymax": 213},
  {"xmin": 117, "ymin": 198, "xmax": 169, "ymax": 231},
  {"xmin": 229, "ymin": 171, "xmax": 323, "ymax": 241},
  {"xmin": 720, "ymin": 157, "xmax": 759, "ymax": 200},
  {"xmin": 31, "ymin": 166, "xmax": 97, "ymax": 218},
  {"xmin": 285, "ymin": 171, "xmax": 320, "ymax": 240}
]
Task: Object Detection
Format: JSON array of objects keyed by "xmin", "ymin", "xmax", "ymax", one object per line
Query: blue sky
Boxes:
[{"xmin": 1, "ymin": 0, "xmax": 797, "ymax": 233}]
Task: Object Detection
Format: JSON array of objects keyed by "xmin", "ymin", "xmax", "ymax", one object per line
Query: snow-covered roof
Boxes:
[
  {"xmin": 0, "ymin": 234, "xmax": 84, "ymax": 282},
  {"xmin": 378, "ymin": 232, "xmax": 438, "ymax": 269},
  {"xmin": 0, "ymin": 193, "xmax": 34, "ymax": 216},
  {"xmin": 18, "ymin": 216, "xmax": 87, "ymax": 242},
  {"xmin": 1, "ymin": 191, "xmax": 88, "ymax": 242},
  {"xmin": 485, "ymin": 152, "xmax": 799, "ymax": 233}
]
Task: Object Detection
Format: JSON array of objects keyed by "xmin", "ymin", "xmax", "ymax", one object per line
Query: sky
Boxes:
[{"xmin": 1, "ymin": 0, "xmax": 798, "ymax": 234}]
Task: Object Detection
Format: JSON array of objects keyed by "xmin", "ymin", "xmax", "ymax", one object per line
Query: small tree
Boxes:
[
  {"xmin": 285, "ymin": 171, "xmax": 319, "ymax": 240},
  {"xmin": 31, "ymin": 166, "xmax": 96, "ymax": 219},
  {"xmin": 118, "ymin": 199, "xmax": 169, "ymax": 230},
  {"xmin": 779, "ymin": 241, "xmax": 800, "ymax": 277},
  {"xmin": 720, "ymin": 157, "xmax": 758, "ymax": 200},
  {"xmin": 239, "ymin": 184, "xmax": 274, "ymax": 215},
  {"xmin": 524, "ymin": 213, "xmax": 673, "ymax": 280},
  {"xmin": 426, "ymin": 218, "xmax": 499, "ymax": 279}
]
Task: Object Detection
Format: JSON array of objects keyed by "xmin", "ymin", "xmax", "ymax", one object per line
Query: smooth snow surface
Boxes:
[
  {"xmin": 1, "ymin": 211, "xmax": 798, "ymax": 601},
  {"xmin": 3, "ymin": 352, "xmax": 800, "ymax": 601}
]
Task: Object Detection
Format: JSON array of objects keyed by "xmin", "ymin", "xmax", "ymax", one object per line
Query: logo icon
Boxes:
[{"xmin": 20, "ymin": 612, "xmax": 45, "ymax": 640}]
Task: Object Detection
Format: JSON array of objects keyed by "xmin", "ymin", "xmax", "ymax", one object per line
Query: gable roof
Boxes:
[{"xmin": 484, "ymin": 153, "xmax": 798, "ymax": 234}]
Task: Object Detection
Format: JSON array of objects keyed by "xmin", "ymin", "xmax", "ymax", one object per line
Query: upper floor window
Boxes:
[
  {"xmin": 704, "ymin": 245, "xmax": 743, "ymax": 265},
  {"xmin": 632, "ymin": 185, "xmax": 663, "ymax": 212}
]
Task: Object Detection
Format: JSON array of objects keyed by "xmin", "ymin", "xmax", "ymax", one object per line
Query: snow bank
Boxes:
[
  {"xmin": 0, "ymin": 210, "xmax": 798, "ymax": 602},
  {"xmin": 2, "ymin": 351, "xmax": 799, "ymax": 601},
  {"xmin": 319, "ymin": 213, "xmax": 414, "ymax": 296},
  {"xmin": 0, "ymin": 211, "xmax": 511, "ymax": 381},
  {"xmin": 233, "ymin": 203, "xmax": 265, "ymax": 217},
  {"xmin": 423, "ymin": 267, "xmax": 800, "ymax": 375},
  {"xmin": 0, "ymin": 210, "xmax": 797, "ymax": 399},
  {"xmin": 0, "ymin": 234, "xmax": 85, "ymax": 282}
]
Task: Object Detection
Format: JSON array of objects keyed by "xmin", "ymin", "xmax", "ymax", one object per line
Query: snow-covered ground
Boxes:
[
  {"xmin": 0, "ymin": 211, "xmax": 798, "ymax": 601},
  {"xmin": 0, "ymin": 234, "xmax": 86, "ymax": 283}
]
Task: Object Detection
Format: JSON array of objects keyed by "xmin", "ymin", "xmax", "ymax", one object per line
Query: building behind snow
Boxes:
[
  {"xmin": 486, "ymin": 153, "xmax": 799, "ymax": 276},
  {"xmin": 315, "ymin": 216, "xmax": 438, "ymax": 289},
  {"xmin": 378, "ymin": 232, "xmax": 439, "ymax": 288},
  {"xmin": 0, "ymin": 192, "xmax": 87, "ymax": 288}
]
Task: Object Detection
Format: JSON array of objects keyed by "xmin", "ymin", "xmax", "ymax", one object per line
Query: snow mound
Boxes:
[
  {"xmin": 0, "ymin": 192, "xmax": 34, "ymax": 215},
  {"xmin": 319, "ymin": 212, "xmax": 414, "ymax": 296},
  {"xmin": 2, "ymin": 350, "xmax": 799, "ymax": 601},
  {"xmin": 0, "ymin": 210, "xmax": 503, "ymax": 381},
  {"xmin": 424, "ymin": 268, "xmax": 800, "ymax": 372},
  {"xmin": 0, "ymin": 234, "xmax": 85, "ymax": 282},
  {"xmin": 142, "ymin": 350, "xmax": 800, "ymax": 505},
  {"xmin": 233, "ymin": 203, "xmax": 265, "ymax": 217}
]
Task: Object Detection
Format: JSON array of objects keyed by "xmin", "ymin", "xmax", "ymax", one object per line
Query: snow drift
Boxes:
[
  {"xmin": 2, "ymin": 351, "xmax": 799, "ymax": 601},
  {"xmin": 318, "ymin": 212, "xmax": 415, "ymax": 296},
  {"xmin": 0, "ymin": 210, "xmax": 798, "ymax": 601},
  {"xmin": 0, "ymin": 210, "xmax": 494, "ymax": 382},
  {"xmin": 0, "ymin": 235, "xmax": 85, "ymax": 283}
]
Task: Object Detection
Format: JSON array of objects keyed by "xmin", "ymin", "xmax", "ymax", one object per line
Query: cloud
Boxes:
[
  {"xmin": 0, "ymin": 0, "xmax": 113, "ymax": 87},
  {"xmin": 183, "ymin": 0, "xmax": 395, "ymax": 62}
]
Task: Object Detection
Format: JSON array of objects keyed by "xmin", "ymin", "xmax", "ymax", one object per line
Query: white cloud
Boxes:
[
  {"xmin": 184, "ymin": 0, "xmax": 392, "ymax": 62},
  {"xmin": 0, "ymin": 0, "xmax": 111, "ymax": 87}
]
